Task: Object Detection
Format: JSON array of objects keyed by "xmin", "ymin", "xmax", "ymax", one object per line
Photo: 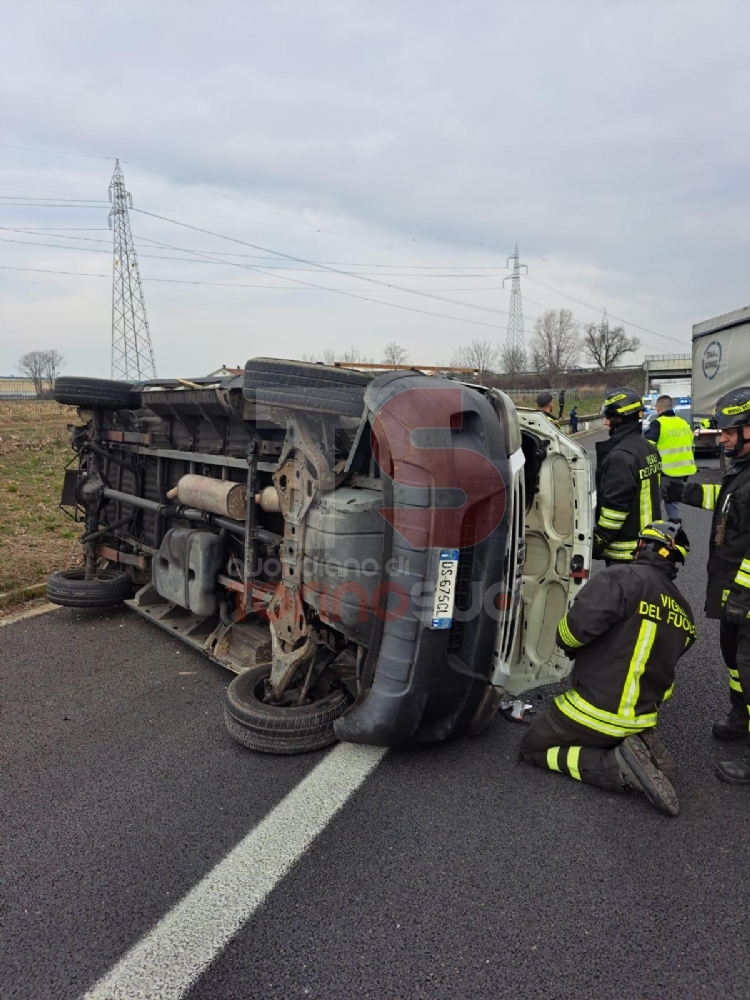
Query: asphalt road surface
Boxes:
[{"xmin": 3, "ymin": 431, "xmax": 750, "ymax": 1000}]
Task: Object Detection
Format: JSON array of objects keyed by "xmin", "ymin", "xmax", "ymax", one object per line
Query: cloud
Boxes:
[{"xmin": 1, "ymin": 0, "xmax": 748, "ymax": 376}]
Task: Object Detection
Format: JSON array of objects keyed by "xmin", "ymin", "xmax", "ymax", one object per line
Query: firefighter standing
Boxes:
[
  {"xmin": 644, "ymin": 394, "xmax": 696, "ymax": 522},
  {"xmin": 663, "ymin": 386, "xmax": 750, "ymax": 783},
  {"xmin": 594, "ymin": 387, "xmax": 661, "ymax": 563},
  {"xmin": 520, "ymin": 521, "xmax": 695, "ymax": 816}
]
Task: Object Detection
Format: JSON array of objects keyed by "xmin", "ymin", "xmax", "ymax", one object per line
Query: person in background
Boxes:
[
  {"xmin": 519, "ymin": 520, "xmax": 695, "ymax": 817},
  {"xmin": 594, "ymin": 387, "xmax": 661, "ymax": 563},
  {"xmin": 558, "ymin": 388, "xmax": 566, "ymax": 419},
  {"xmin": 645, "ymin": 395, "xmax": 696, "ymax": 522},
  {"xmin": 537, "ymin": 391, "xmax": 561, "ymax": 427},
  {"xmin": 663, "ymin": 386, "xmax": 750, "ymax": 782},
  {"xmin": 569, "ymin": 406, "xmax": 579, "ymax": 434}
]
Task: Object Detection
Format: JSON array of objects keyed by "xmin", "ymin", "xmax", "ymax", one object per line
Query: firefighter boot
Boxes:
[
  {"xmin": 716, "ymin": 744, "xmax": 750, "ymax": 785},
  {"xmin": 637, "ymin": 730, "xmax": 676, "ymax": 783},
  {"xmin": 615, "ymin": 735, "xmax": 680, "ymax": 817},
  {"xmin": 712, "ymin": 691, "xmax": 749, "ymax": 741}
]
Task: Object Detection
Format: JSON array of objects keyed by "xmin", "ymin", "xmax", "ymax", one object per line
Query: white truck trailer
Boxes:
[
  {"xmin": 692, "ymin": 305, "xmax": 750, "ymax": 456},
  {"xmin": 651, "ymin": 378, "xmax": 692, "ymax": 400}
]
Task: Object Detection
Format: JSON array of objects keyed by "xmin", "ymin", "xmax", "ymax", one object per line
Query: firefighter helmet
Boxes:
[
  {"xmin": 638, "ymin": 520, "xmax": 689, "ymax": 564},
  {"xmin": 714, "ymin": 387, "xmax": 750, "ymax": 429},
  {"xmin": 601, "ymin": 386, "xmax": 644, "ymax": 420},
  {"xmin": 714, "ymin": 387, "xmax": 750, "ymax": 457}
]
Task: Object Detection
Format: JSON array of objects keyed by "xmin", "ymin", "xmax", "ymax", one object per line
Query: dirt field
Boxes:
[{"xmin": 0, "ymin": 401, "xmax": 82, "ymax": 598}]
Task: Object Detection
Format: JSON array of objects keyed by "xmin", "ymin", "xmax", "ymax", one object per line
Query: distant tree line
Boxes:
[
  {"xmin": 299, "ymin": 311, "xmax": 639, "ymax": 383},
  {"xmin": 449, "ymin": 309, "xmax": 640, "ymax": 383}
]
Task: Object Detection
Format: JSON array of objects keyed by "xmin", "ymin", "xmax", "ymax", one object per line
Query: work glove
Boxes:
[
  {"xmin": 661, "ymin": 478, "xmax": 684, "ymax": 504},
  {"xmin": 681, "ymin": 481, "xmax": 704, "ymax": 507},
  {"xmin": 723, "ymin": 596, "xmax": 750, "ymax": 626}
]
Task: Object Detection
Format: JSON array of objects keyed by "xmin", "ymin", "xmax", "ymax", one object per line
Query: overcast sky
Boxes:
[{"xmin": 1, "ymin": 0, "xmax": 748, "ymax": 378}]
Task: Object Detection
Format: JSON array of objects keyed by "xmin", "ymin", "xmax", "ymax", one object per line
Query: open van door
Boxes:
[{"xmin": 489, "ymin": 400, "xmax": 593, "ymax": 697}]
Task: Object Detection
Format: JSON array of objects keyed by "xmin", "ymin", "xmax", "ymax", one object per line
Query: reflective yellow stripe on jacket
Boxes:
[
  {"xmin": 602, "ymin": 539, "xmax": 638, "ymax": 562},
  {"xmin": 597, "ymin": 506, "xmax": 628, "ymax": 531},
  {"xmin": 656, "ymin": 415, "xmax": 697, "ymax": 477},
  {"xmin": 701, "ymin": 484, "xmax": 720, "ymax": 509},
  {"xmin": 558, "ymin": 614, "xmax": 584, "ymax": 648},
  {"xmin": 618, "ymin": 620, "xmax": 657, "ymax": 716},
  {"xmin": 555, "ymin": 623, "xmax": 661, "ymax": 737},
  {"xmin": 734, "ymin": 558, "xmax": 750, "ymax": 591},
  {"xmin": 555, "ymin": 690, "xmax": 657, "ymax": 737}
]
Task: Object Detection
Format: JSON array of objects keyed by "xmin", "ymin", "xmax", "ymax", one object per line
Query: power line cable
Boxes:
[
  {"xmin": 0, "ymin": 260, "xmax": 514, "ymax": 330},
  {"xmin": 0, "ymin": 195, "xmax": 109, "ymax": 203},
  {"xmin": 525, "ymin": 274, "xmax": 688, "ymax": 347},
  {"xmin": 133, "ymin": 233, "xmax": 508, "ymax": 273},
  {"xmin": 0, "ymin": 234, "xmax": 508, "ymax": 291},
  {"xmin": 0, "ymin": 141, "xmax": 443, "ymax": 264},
  {"xmin": 515, "ymin": 284, "xmax": 682, "ymax": 355},
  {"xmin": 0, "ymin": 202, "xmax": 107, "ymax": 209},
  {"xmin": 1, "ymin": 225, "xmax": 509, "ymax": 270},
  {"xmin": 0, "ymin": 142, "xmax": 113, "ymax": 160},
  {"xmin": 1, "ymin": 143, "xmax": 688, "ymax": 345},
  {"xmin": 1, "ymin": 141, "xmax": 523, "ymax": 263},
  {"xmin": 132, "ymin": 206, "xmax": 514, "ymax": 318},
  {"xmin": 1, "ymin": 226, "xmax": 110, "ymax": 232},
  {"xmin": 119, "ymin": 158, "xmax": 439, "ymax": 265}
]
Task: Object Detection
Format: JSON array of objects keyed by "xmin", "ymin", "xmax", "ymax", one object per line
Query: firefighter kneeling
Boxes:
[{"xmin": 519, "ymin": 521, "xmax": 696, "ymax": 817}]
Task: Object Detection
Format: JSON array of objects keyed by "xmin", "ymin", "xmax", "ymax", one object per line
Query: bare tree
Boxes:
[
  {"xmin": 383, "ymin": 341, "xmax": 409, "ymax": 365},
  {"xmin": 450, "ymin": 338, "xmax": 500, "ymax": 384},
  {"xmin": 582, "ymin": 317, "xmax": 640, "ymax": 369},
  {"xmin": 340, "ymin": 344, "xmax": 374, "ymax": 364},
  {"xmin": 18, "ymin": 351, "xmax": 48, "ymax": 397},
  {"xmin": 42, "ymin": 349, "xmax": 66, "ymax": 386},
  {"xmin": 529, "ymin": 310, "xmax": 580, "ymax": 378},
  {"xmin": 499, "ymin": 342, "xmax": 527, "ymax": 376},
  {"xmin": 301, "ymin": 348, "xmax": 340, "ymax": 365}
]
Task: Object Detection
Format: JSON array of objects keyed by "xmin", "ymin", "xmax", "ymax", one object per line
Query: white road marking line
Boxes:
[{"xmin": 81, "ymin": 742, "xmax": 387, "ymax": 1000}]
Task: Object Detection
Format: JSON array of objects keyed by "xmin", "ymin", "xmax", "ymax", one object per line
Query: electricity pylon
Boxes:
[
  {"xmin": 108, "ymin": 160, "xmax": 157, "ymax": 380},
  {"xmin": 502, "ymin": 245, "xmax": 528, "ymax": 364}
]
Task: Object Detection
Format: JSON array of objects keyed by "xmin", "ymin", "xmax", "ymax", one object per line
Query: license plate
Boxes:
[{"xmin": 431, "ymin": 549, "xmax": 460, "ymax": 629}]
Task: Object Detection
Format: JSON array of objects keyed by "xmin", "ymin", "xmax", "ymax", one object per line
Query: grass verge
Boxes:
[{"xmin": 0, "ymin": 401, "xmax": 82, "ymax": 599}]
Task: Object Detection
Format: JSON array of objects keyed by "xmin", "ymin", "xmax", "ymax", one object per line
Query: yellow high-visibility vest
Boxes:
[{"xmin": 656, "ymin": 414, "xmax": 697, "ymax": 477}]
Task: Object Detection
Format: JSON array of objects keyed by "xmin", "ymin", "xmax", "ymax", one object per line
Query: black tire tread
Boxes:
[
  {"xmin": 243, "ymin": 358, "xmax": 371, "ymax": 416},
  {"xmin": 244, "ymin": 358, "xmax": 373, "ymax": 387},
  {"xmin": 46, "ymin": 568, "xmax": 133, "ymax": 608},
  {"xmin": 223, "ymin": 710, "xmax": 337, "ymax": 755},
  {"xmin": 54, "ymin": 377, "xmax": 141, "ymax": 410},
  {"xmin": 243, "ymin": 383, "xmax": 366, "ymax": 416},
  {"xmin": 223, "ymin": 664, "xmax": 350, "ymax": 754}
]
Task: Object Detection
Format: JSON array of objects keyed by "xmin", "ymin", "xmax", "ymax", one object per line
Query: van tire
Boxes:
[
  {"xmin": 243, "ymin": 359, "xmax": 371, "ymax": 416},
  {"xmin": 223, "ymin": 663, "xmax": 351, "ymax": 754},
  {"xmin": 47, "ymin": 568, "xmax": 133, "ymax": 608},
  {"xmin": 53, "ymin": 377, "xmax": 142, "ymax": 410}
]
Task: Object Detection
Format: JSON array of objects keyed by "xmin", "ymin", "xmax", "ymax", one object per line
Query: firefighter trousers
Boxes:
[
  {"xmin": 719, "ymin": 620, "xmax": 750, "ymax": 727},
  {"xmin": 519, "ymin": 703, "xmax": 626, "ymax": 792}
]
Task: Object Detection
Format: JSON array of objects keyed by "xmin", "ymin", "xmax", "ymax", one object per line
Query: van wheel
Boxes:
[
  {"xmin": 242, "ymin": 358, "xmax": 372, "ymax": 417},
  {"xmin": 223, "ymin": 663, "xmax": 351, "ymax": 754},
  {"xmin": 47, "ymin": 568, "xmax": 133, "ymax": 608},
  {"xmin": 53, "ymin": 377, "xmax": 142, "ymax": 410}
]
